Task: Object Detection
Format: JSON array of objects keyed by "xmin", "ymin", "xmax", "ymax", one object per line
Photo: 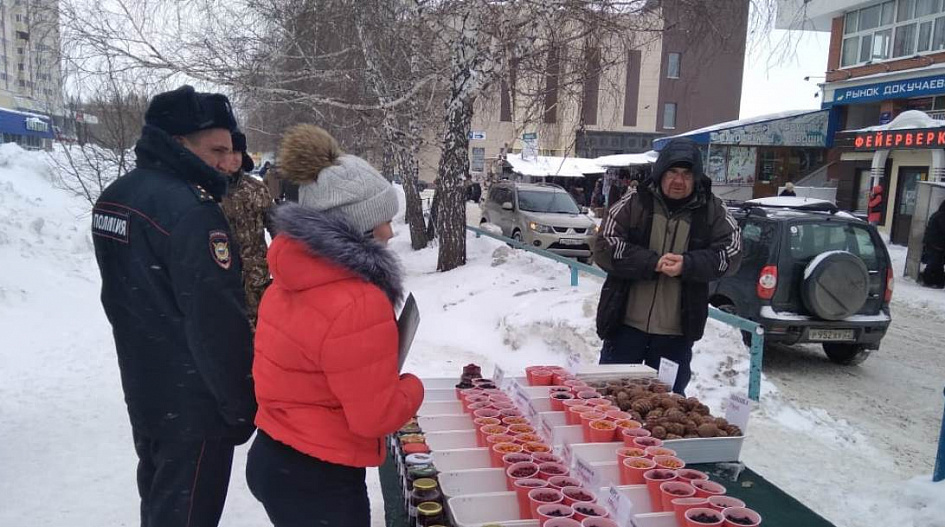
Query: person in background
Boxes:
[
  {"xmin": 868, "ymin": 184, "xmax": 884, "ymax": 226},
  {"xmin": 920, "ymin": 200, "xmax": 945, "ymax": 289},
  {"xmin": 91, "ymin": 85, "xmax": 255, "ymax": 527},
  {"xmin": 779, "ymin": 181, "xmax": 797, "ymax": 197},
  {"xmin": 246, "ymin": 124, "xmax": 423, "ymax": 527},
  {"xmin": 593, "ymin": 138, "xmax": 742, "ymax": 395},
  {"xmin": 259, "ymin": 160, "xmax": 272, "ymax": 180},
  {"xmin": 220, "ymin": 129, "xmax": 274, "ymax": 330}
]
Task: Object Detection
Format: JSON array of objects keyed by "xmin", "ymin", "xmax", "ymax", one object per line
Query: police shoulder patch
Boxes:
[{"xmin": 208, "ymin": 230, "xmax": 232, "ymax": 270}]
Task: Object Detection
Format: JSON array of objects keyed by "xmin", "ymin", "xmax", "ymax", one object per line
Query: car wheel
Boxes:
[
  {"xmin": 802, "ymin": 251, "xmax": 869, "ymax": 320},
  {"xmin": 822, "ymin": 343, "xmax": 871, "ymax": 365},
  {"xmin": 479, "ymin": 216, "xmax": 487, "ymax": 225},
  {"xmin": 512, "ymin": 230, "xmax": 523, "ymax": 244},
  {"xmin": 717, "ymin": 303, "xmax": 752, "ymax": 347}
]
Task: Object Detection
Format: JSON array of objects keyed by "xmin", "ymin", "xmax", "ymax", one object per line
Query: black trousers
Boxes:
[
  {"xmin": 921, "ymin": 248, "xmax": 945, "ymax": 288},
  {"xmin": 600, "ymin": 324, "xmax": 694, "ymax": 395},
  {"xmin": 246, "ymin": 430, "xmax": 370, "ymax": 527},
  {"xmin": 133, "ymin": 431, "xmax": 235, "ymax": 527}
]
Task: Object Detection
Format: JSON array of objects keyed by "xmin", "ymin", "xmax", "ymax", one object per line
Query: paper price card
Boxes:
[
  {"xmin": 574, "ymin": 457, "xmax": 602, "ymax": 490},
  {"xmin": 658, "ymin": 358, "xmax": 679, "ymax": 389},
  {"xmin": 539, "ymin": 415, "xmax": 555, "ymax": 443},
  {"xmin": 525, "ymin": 399, "xmax": 538, "ymax": 419},
  {"xmin": 725, "ymin": 393, "xmax": 753, "ymax": 432},
  {"xmin": 566, "ymin": 352, "xmax": 582, "ymax": 374},
  {"xmin": 605, "ymin": 486, "xmax": 634, "ymax": 526},
  {"xmin": 511, "ymin": 380, "xmax": 530, "ymax": 410},
  {"xmin": 492, "ymin": 364, "xmax": 506, "ymax": 389},
  {"xmin": 562, "ymin": 442, "xmax": 574, "ymax": 468}
]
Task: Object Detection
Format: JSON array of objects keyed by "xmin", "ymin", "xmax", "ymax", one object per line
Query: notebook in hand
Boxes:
[{"xmin": 396, "ymin": 293, "xmax": 420, "ymax": 371}]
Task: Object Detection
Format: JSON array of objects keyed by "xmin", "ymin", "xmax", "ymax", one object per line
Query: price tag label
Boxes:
[
  {"xmin": 658, "ymin": 358, "xmax": 679, "ymax": 389},
  {"xmin": 511, "ymin": 380, "xmax": 531, "ymax": 411},
  {"xmin": 725, "ymin": 393, "xmax": 753, "ymax": 432},
  {"xmin": 574, "ymin": 457, "xmax": 602, "ymax": 490},
  {"xmin": 562, "ymin": 442, "xmax": 574, "ymax": 468},
  {"xmin": 525, "ymin": 399, "xmax": 538, "ymax": 419},
  {"xmin": 605, "ymin": 486, "xmax": 634, "ymax": 525},
  {"xmin": 566, "ymin": 352, "xmax": 582, "ymax": 374},
  {"xmin": 492, "ymin": 364, "xmax": 506, "ymax": 389}
]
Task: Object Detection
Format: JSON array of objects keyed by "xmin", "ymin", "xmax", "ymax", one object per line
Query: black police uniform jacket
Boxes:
[{"xmin": 92, "ymin": 124, "xmax": 256, "ymax": 442}]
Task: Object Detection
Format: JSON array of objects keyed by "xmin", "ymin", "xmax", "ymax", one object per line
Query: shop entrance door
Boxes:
[{"xmin": 891, "ymin": 167, "xmax": 927, "ymax": 245}]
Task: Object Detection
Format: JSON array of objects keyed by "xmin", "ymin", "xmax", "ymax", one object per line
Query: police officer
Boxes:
[{"xmin": 91, "ymin": 85, "xmax": 256, "ymax": 527}]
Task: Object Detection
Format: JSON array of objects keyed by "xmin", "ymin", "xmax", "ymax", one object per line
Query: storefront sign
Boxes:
[
  {"xmin": 843, "ymin": 128, "xmax": 945, "ymax": 150},
  {"xmin": 24, "ymin": 117, "xmax": 49, "ymax": 133},
  {"xmin": 829, "ymin": 73, "xmax": 945, "ymax": 106},
  {"xmin": 708, "ymin": 110, "xmax": 829, "ymax": 147}
]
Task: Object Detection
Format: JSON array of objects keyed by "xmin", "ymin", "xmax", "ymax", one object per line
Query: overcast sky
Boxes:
[{"xmin": 740, "ymin": 29, "xmax": 831, "ymax": 119}]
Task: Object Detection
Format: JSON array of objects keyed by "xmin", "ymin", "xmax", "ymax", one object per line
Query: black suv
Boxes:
[{"xmin": 709, "ymin": 198, "xmax": 893, "ymax": 365}]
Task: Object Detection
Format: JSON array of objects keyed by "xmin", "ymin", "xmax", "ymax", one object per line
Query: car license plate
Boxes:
[
  {"xmin": 808, "ymin": 329, "xmax": 855, "ymax": 342},
  {"xmin": 559, "ymin": 238, "xmax": 584, "ymax": 246}
]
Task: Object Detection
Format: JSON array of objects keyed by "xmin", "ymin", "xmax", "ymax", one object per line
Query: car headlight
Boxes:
[
  {"xmin": 592, "ymin": 224, "xmax": 600, "ymax": 234},
  {"xmin": 528, "ymin": 222, "xmax": 555, "ymax": 234}
]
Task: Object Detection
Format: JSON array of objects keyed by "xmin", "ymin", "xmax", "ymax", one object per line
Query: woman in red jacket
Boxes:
[{"xmin": 246, "ymin": 125, "xmax": 424, "ymax": 527}]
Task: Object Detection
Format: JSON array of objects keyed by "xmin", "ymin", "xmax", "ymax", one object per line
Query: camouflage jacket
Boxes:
[{"xmin": 221, "ymin": 172, "xmax": 273, "ymax": 329}]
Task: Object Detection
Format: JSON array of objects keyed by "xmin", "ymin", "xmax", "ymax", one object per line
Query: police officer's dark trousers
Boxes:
[
  {"xmin": 599, "ymin": 324, "xmax": 693, "ymax": 395},
  {"xmin": 133, "ymin": 430, "xmax": 235, "ymax": 527}
]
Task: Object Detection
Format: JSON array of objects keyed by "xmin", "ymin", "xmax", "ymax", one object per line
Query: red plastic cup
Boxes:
[
  {"xmin": 616, "ymin": 446, "xmax": 646, "ymax": 465},
  {"xmin": 500, "ymin": 408, "xmax": 523, "ymax": 417},
  {"xmin": 722, "ymin": 507, "xmax": 762, "ymax": 527},
  {"xmin": 560, "ymin": 486, "xmax": 596, "ymax": 507},
  {"xmin": 552, "ymin": 370, "xmax": 573, "ymax": 386},
  {"xmin": 576, "ymin": 390, "xmax": 601, "ymax": 400},
  {"xmin": 588, "ymin": 419, "xmax": 617, "ymax": 442},
  {"xmin": 502, "ymin": 415, "xmax": 531, "ymax": 426},
  {"xmin": 643, "ymin": 469, "xmax": 678, "ymax": 512},
  {"xmin": 550, "ymin": 392, "xmax": 575, "ymax": 411},
  {"xmin": 571, "ymin": 502, "xmax": 609, "ymax": 522},
  {"xmin": 653, "ymin": 455, "xmax": 686, "ymax": 471},
  {"xmin": 579, "ymin": 411, "xmax": 605, "ymax": 441},
  {"xmin": 677, "ymin": 469, "xmax": 710, "ymax": 484},
  {"xmin": 503, "ymin": 452, "xmax": 535, "ymax": 490},
  {"xmin": 467, "ymin": 400, "xmax": 494, "ymax": 413},
  {"xmin": 481, "ymin": 424, "xmax": 509, "ymax": 441},
  {"xmin": 567, "ymin": 405, "xmax": 593, "ymax": 426},
  {"xmin": 604, "ymin": 410, "xmax": 631, "ymax": 421},
  {"xmin": 545, "ymin": 519, "xmax": 582, "ymax": 527},
  {"xmin": 473, "ymin": 417, "xmax": 501, "ymax": 446},
  {"xmin": 708, "ymin": 495, "xmax": 746, "ymax": 512},
  {"xmin": 585, "ymin": 398, "xmax": 612, "ymax": 409},
  {"xmin": 660, "ymin": 481, "xmax": 696, "ymax": 512},
  {"xmin": 537, "ymin": 503, "xmax": 574, "ymax": 524},
  {"xmin": 532, "ymin": 369, "xmax": 554, "ymax": 386},
  {"xmin": 620, "ymin": 456, "xmax": 656, "ymax": 485},
  {"xmin": 509, "ymin": 424, "xmax": 537, "ymax": 435},
  {"xmin": 532, "ymin": 452, "xmax": 563, "ymax": 465},
  {"xmin": 473, "ymin": 408, "xmax": 501, "ymax": 419},
  {"xmin": 525, "ymin": 366, "xmax": 543, "ymax": 385},
  {"xmin": 672, "ymin": 497, "xmax": 709, "ymax": 526},
  {"xmin": 685, "ymin": 507, "xmax": 724, "ymax": 527},
  {"xmin": 523, "ymin": 441, "xmax": 553, "ymax": 454},
  {"xmin": 621, "ymin": 427, "xmax": 651, "ymax": 446},
  {"xmin": 645, "ymin": 446, "xmax": 677, "ymax": 458},
  {"xmin": 563, "ymin": 379, "xmax": 588, "ymax": 391},
  {"xmin": 528, "ymin": 488, "xmax": 564, "ymax": 520},
  {"xmin": 514, "ymin": 478, "xmax": 549, "ymax": 520},
  {"xmin": 507, "ymin": 460, "xmax": 540, "ymax": 490},
  {"xmin": 492, "ymin": 442, "xmax": 524, "ymax": 467},
  {"xmin": 538, "ymin": 461, "xmax": 569, "ymax": 480},
  {"xmin": 514, "ymin": 433, "xmax": 545, "ymax": 445},
  {"xmin": 692, "ymin": 479, "xmax": 727, "ymax": 499},
  {"xmin": 581, "ymin": 519, "xmax": 619, "ymax": 527},
  {"xmin": 547, "ymin": 475, "xmax": 582, "ymax": 490},
  {"xmin": 633, "ymin": 436, "xmax": 663, "ymax": 449}
]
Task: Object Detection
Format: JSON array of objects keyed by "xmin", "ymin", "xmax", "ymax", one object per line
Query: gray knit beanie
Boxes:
[{"xmin": 297, "ymin": 154, "xmax": 399, "ymax": 234}]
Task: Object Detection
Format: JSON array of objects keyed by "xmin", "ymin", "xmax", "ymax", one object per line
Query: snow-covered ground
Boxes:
[{"xmin": 1, "ymin": 144, "xmax": 942, "ymax": 526}]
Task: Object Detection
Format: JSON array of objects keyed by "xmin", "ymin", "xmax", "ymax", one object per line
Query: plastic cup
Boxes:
[
  {"xmin": 588, "ymin": 419, "xmax": 617, "ymax": 442},
  {"xmin": 604, "ymin": 410, "xmax": 632, "ymax": 421},
  {"xmin": 503, "ymin": 453, "xmax": 535, "ymax": 490},
  {"xmin": 492, "ymin": 442, "xmax": 524, "ymax": 467},
  {"xmin": 632, "ymin": 436, "xmax": 663, "ymax": 449},
  {"xmin": 528, "ymin": 488, "xmax": 564, "ymax": 520},
  {"xmin": 473, "ymin": 417, "xmax": 501, "ymax": 446},
  {"xmin": 692, "ymin": 479, "xmax": 727, "ymax": 498},
  {"xmin": 643, "ymin": 468, "xmax": 678, "ymax": 511},
  {"xmin": 620, "ymin": 456, "xmax": 656, "ymax": 485},
  {"xmin": 567, "ymin": 405, "xmax": 593, "ymax": 426},
  {"xmin": 561, "ymin": 486, "xmax": 596, "ymax": 507},
  {"xmin": 514, "ymin": 478, "xmax": 549, "ymax": 520},
  {"xmin": 509, "ymin": 424, "xmax": 537, "ymax": 435},
  {"xmin": 576, "ymin": 390, "xmax": 601, "ymax": 400},
  {"xmin": 545, "ymin": 519, "xmax": 582, "ymax": 527},
  {"xmin": 660, "ymin": 481, "xmax": 696, "ymax": 512},
  {"xmin": 531, "ymin": 452, "xmax": 563, "ymax": 465},
  {"xmin": 502, "ymin": 416, "xmax": 531, "ymax": 426},
  {"xmin": 653, "ymin": 455, "xmax": 686, "ymax": 470},
  {"xmin": 532, "ymin": 369, "xmax": 554, "ymax": 386},
  {"xmin": 506, "ymin": 460, "xmax": 540, "ymax": 487},
  {"xmin": 645, "ymin": 446, "xmax": 677, "ymax": 458},
  {"xmin": 579, "ymin": 411, "xmax": 605, "ymax": 441},
  {"xmin": 685, "ymin": 507, "xmax": 724, "ymax": 527},
  {"xmin": 616, "ymin": 446, "xmax": 646, "ymax": 465},
  {"xmin": 538, "ymin": 461, "xmax": 569, "ymax": 480},
  {"xmin": 523, "ymin": 441, "xmax": 553, "ymax": 454},
  {"xmin": 473, "ymin": 408, "xmax": 501, "ymax": 419},
  {"xmin": 550, "ymin": 392, "xmax": 575, "ymax": 411},
  {"xmin": 677, "ymin": 469, "xmax": 710, "ymax": 484},
  {"xmin": 708, "ymin": 495, "xmax": 746, "ymax": 512},
  {"xmin": 537, "ymin": 503, "xmax": 574, "ymax": 524},
  {"xmin": 722, "ymin": 507, "xmax": 762, "ymax": 527},
  {"xmin": 673, "ymin": 497, "xmax": 709, "ymax": 527},
  {"xmin": 547, "ymin": 475, "xmax": 582, "ymax": 490},
  {"xmin": 571, "ymin": 502, "xmax": 609, "ymax": 522},
  {"xmin": 581, "ymin": 519, "xmax": 619, "ymax": 527},
  {"xmin": 585, "ymin": 398, "xmax": 612, "ymax": 409}
]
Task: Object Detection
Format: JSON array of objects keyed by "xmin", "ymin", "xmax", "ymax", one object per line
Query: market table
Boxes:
[{"xmin": 379, "ymin": 457, "xmax": 837, "ymax": 527}]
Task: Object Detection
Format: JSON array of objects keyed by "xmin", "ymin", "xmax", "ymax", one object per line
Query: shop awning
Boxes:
[
  {"xmin": 834, "ymin": 110, "xmax": 945, "ymax": 150},
  {"xmin": 505, "ymin": 153, "xmax": 604, "ymax": 178},
  {"xmin": 593, "ymin": 150, "xmax": 658, "ymax": 168},
  {"xmin": 653, "ymin": 109, "xmax": 830, "ymax": 150},
  {"xmin": 0, "ymin": 108, "xmax": 54, "ymax": 139}
]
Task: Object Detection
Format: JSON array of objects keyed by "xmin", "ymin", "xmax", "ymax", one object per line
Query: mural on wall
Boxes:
[
  {"xmin": 710, "ymin": 111, "xmax": 829, "ymax": 148},
  {"xmin": 705, "ymin": 146, "xmax": 756, "ymax": 186}
]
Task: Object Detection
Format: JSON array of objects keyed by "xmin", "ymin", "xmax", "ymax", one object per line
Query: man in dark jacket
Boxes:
[
  {"xmin": 91, "ymin": 85, "xmax": 256, "ymax": 527},
  {"xmin": 920, "ymin": 200, "xmax": 945, "ymax": 288},
  {"xmin": 593, "ymin": 138, "xmax": 742, "ymax": 394}
]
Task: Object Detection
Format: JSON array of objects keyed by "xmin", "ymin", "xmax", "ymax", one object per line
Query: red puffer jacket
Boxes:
[{"xmin": 253, "ymin": 205, "xmax": 424, "ymax": 467}]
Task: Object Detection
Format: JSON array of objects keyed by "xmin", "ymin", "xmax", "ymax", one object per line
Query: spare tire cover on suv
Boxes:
[{"xmin": 801, "ymin": 250, "xmax": 869, "ymax": 320}]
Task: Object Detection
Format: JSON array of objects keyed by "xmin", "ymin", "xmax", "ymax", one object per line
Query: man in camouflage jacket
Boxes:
[{"xmin": 221, "ymin": 129, "xmax": 274, "ymax": 329}]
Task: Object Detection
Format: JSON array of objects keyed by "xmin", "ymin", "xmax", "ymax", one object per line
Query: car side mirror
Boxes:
[
  {"xmin": 501, "ymin": 202, "xmax": 514, "ymax": 211},
  {"xmin": 581, "ymin": 206, "xmax": 589, "ymax": 214}
]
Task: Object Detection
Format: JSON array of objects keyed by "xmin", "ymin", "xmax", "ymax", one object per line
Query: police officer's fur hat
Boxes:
[{"xmin": 145, "ymin": 85, "xmax": 237, "ymax": 136}]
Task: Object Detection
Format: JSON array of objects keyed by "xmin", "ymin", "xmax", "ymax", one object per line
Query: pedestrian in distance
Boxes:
[
  {"xmin": 91, "ymin": 85, "xmax": 256, "ymax": 527},
  {"xmin": 593, "ymin": 138, "xmax": 743, "ymax": 395},
  {"xmin": 868, "ymin": 184, "xmax": 884, "ymax": 225},
  {"xmin": 919, "ymin": 200, "xmax": 945, "ymax": 289},
  {"xmin": 220, "ymin": 129, "xmax": 275, "ymax": 330},
  {"xmin": 246, "ymin": 124, "xmax": 423, "ymax": 527},
  {"xmin": 779, "ymin": 181, "xmax": 797, "ymax": 196}
]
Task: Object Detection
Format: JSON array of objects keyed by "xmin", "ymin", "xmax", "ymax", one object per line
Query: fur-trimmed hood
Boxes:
[
  {"xmin": 277, "ymin": 124, "xmax": 342, "ymax": 185},
  {"xmin": 270, "ymin": 203, "xmax": 403, "ymax": 304}
]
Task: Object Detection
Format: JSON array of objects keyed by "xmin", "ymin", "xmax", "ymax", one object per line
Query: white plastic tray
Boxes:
[
  {"xmin": 439, "ymin": 467, "xmax": 507, "ymax": 498},
  {"xmin": 569, "ymin": 435, "xmax": 745, "ymax": 465},
  {"xmin": 419, "ymin": 400, "xmax": 464, "ymax": 416},
  {"xmin": 448, "ymin": 491, "xmax": 534, "ymax": 527},
  {"xmin": 432, "ymin": 447, "xmax": 492, "ymax": 471},
  {"xmin": 425, "ymin": 430, "xmax": 478, "ymax": 451},
  {"xmin": 418, "ymin": 414, "xmax": 476, "ymax": 432}
]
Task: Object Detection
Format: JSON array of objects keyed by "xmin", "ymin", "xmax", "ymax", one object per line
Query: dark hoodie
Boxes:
[
  {"xmin": 925, "ymin": 200, "xmax": 945, "ymax": 251},
  {"xmin": 593, "ymin": 138, "xmax": 742, "ymax": 341}
]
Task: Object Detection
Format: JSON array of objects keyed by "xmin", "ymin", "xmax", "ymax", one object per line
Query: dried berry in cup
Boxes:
[
  {"xmin": 510, "ymin": 467, "xmax": 539, "ymax": 478},
  {"xmin": 573, "ymin": 505, "xmax": 601, "ymax": 516},
  {"xmin": 726, "ymin": 516, "xmax": 755, "ymax": 525},
  {"xmin": 562, "ymin": 488, "xmax": 594, "ymax": 502},
  {"xmin": 533, "ymin": 492, "xmax": 561, "ymax": 502},
  {"xmin": 688, "ymin": 512, "xmax": 722, "ymax": 524}
]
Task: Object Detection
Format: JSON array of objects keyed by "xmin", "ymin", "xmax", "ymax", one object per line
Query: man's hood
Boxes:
[{"xmin": 646, "ymin": 137, "xmax": 711, "ymax": 200}]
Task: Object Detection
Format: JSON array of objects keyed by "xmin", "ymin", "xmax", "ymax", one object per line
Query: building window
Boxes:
[
  {"xmin": 17, "ymin": 63, "xmax": 24, "ymax": 71},
  {"xmin": 667, "ymin": 52, "xmax": 681, "ymax": 79},
  {"xmin": 663, "ymin": 103, "xmax": 677, "ymax": 129},
  {"xmin": 841, "ymin": 0, "xmax": 945, "ymax": 67},
  {"xmin": 17, "ymin": 80, "xmax": 24, "ymax": 87},
  {"xmin": 16, "ymin": 47, "xmax": 23, "ymax": 55},
  {"xmin": 470, "ymin": 147, "xmax": 485, "ymax": 173}
]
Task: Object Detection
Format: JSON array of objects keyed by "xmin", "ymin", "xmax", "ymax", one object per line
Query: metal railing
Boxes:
[
  {"xmin": 936, "ymin": 387, "xmax": 945, "ymax": 482},
  {"xmin": 467, "ymin": 224, "xmax": 765, "ymax": 401}
]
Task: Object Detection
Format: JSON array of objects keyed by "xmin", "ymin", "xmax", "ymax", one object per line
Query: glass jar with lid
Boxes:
[
  {"xmin": 408, "ymin": 478, "xmax": 442, "ymax": 521},
  {"xmin": 415, "ymin": 501, "xmax": 445, "ymax": 527}
]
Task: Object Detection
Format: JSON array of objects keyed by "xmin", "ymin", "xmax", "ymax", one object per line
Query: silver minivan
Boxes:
[{"xmin": 480, "ymin": 182, "xmax": 598, "ymax": 261}]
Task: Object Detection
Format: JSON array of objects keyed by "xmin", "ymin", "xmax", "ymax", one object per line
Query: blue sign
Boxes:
[
  {"xmin": 827, "ymin": 73, "xmax": 945, "ymax": 107},
  {"xmin": 468, "ymin": 131, "xmax": 486, "ymax": 140}
]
